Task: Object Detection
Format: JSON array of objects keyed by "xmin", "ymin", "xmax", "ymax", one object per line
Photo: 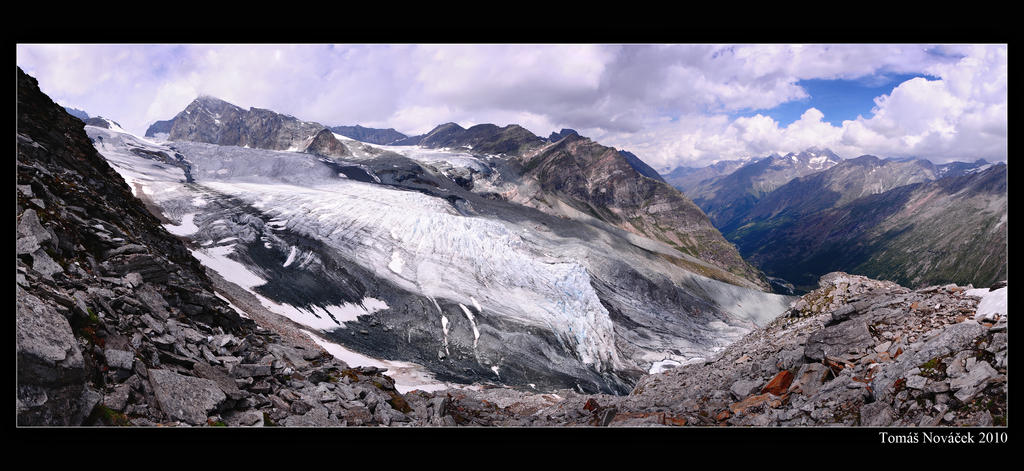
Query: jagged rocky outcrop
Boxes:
[
  {"xmin": 403, "ymin": 273, "xmax": 1006, "ymax": 427},
  {"xmin": 329, "ymin": 124, "xmax": 407, "ymax": 145},
  {"xmin": 16, "ymin": 67, "xmax": 415, "ymax": 426},
  {"xmin": 548, "ymin": 128, "xmax": 579, "ymax": 142},
  {"xmin": 150, "ymin": 95, "xmax": 349, "ymax": 158}
]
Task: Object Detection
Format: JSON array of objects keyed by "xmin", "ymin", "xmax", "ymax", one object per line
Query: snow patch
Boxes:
[
  {"xmin": 214, "ymin": 293, "xmax": 250, "ymax": 319},
  {"xmin": 966, "ymin": 286, "xmax": 1007, "ymax": 322},
  {"xmin": 388, "ymin": 251, "xmax": 404, "ymax": 274},
  {"xmin": 459, "ymin": 303, "xmax": 481, "ymax": 348},
  {"xmin": 189, "ymin": 245, "xmax": 266, "ymax": 289},
  {"xmin": 301, "ymin": 330, "xmax": 470, "ymax": 394},
  {"xmin": 282, "ymin": 246, "xmax": 299, "ymax": 267},
  {"xmin": 648, "ymin": 359, "xmax": 682, "ymax": 374}
]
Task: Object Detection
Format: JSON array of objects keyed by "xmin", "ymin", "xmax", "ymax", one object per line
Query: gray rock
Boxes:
[
  {"xmin": 17, "ymin": 209, "xmax": 51, "ymax": 246},
  {"xmin": 124, "ymin": 272, "xmax": 144, "ymax": 289},
  {"xmin": 776, "ymin": 348, "xmax": 804, "ymax": 370},
  {"xmin": 74, "ymin": 388, "xmax": 103, "ymax": 424},
  {"xmin": 230, "ymin": 363, "xmax": 272, "ymax": 378},
  {"xmin": 945, "ymin": 350, "xmax": 973, "ymax": 378},
  {"xmin": 951, "ymin": 361, "xmax": 998, "ymax": 402},
  {"xmin": 223, "ymin": 409, "xmax": 263, "ymax": 427},
  {"xmin": 281, "ymin": 405, "xmax": 334, "ymax": 427},
  {"xmin": 804, "ymin": 319, "xmax": 873, "ymax": 362},
  {"xmin": 914, "ymin": 321, "xmax": 987, "ymax": 363},
  {"xmin": 789, "ymin": 363, "xmax": 830, "ymax": 397},
  {"xmin": 925, "ymin": 380, "xmax": 951, "ymax": 394},
  {"xmin": 730, "ymin": 379, "xmax": 761, "ymax": 399},
  {"xmin": 986, "ymin": 332, "xmax": 1007, "ymax": 354},
  {"xmin": 136, "ymin": 285, "xmax": 171, "ymax": 320},
  {"xmin": 830, "ymin": 304, "xmax": 858, "ymax": 323},
  {"xmin": 905, "ymin": 375, "xmax": 928, "ymax": 390},
  {"xmin": 148, "ymin": 368, "xmax": 226, "ymax": 425},
  {"xmin": 104, "ymin": 349, "xmax": 136, "ymax": 370},
  {"xmin": 103, "ymin": 384, "xmax": 132, "ymax": 412},
  {"xmin": 140, "ymin": 313, "xmax": 165, "ymax": 334},
  {"xmin": 16, "ymin": 287, "xmax": 84, "ymax": 386},
  {"xmin": 192, "ymin": 362, "xmax": 248, "ymax": 400},
  {"xmin": 31, "ymin": 249, "xmax": 64, "ymax": 279}
]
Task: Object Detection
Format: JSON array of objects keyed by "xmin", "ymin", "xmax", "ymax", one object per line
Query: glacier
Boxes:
[{"xmin": 86, "ymin": 124, "xmax": 795, "ymax": 394}]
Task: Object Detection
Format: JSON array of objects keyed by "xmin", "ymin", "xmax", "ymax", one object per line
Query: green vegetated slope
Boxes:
[{"xmin": 728, "ymin": 164, "xmax": 1006, "ymax": 291}]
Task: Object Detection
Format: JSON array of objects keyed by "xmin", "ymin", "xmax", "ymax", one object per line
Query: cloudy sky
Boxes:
[{"xmin": 17, "ymin": 44, "xmax": 1006, "ymax": 171}]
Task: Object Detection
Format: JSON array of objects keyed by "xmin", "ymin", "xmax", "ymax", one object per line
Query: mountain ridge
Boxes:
[{"xmin": 145, "ymin": 96, "xmax": 350, "ymax": 158}]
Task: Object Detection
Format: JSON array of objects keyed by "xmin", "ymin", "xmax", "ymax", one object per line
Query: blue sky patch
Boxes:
[{"xmin": 731, "ymin": 73, "xmax": 941, "ymax": 126}]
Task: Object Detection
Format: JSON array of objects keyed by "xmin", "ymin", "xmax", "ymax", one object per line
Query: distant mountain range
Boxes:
[
  {"xmin": 63, "ymin": 106, "xmax": 90, "ymax": 122},
  {"xmin": 663, "ymin": 148, "xmax": 1004, "ymax": 292}
]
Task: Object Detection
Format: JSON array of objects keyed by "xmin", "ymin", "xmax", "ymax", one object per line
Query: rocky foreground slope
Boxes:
[
  {"xmin": 17, "ymin": 67, "xmax": 417, "ymax": 426},
  {"xmin": 419, "ymin": 272, "xmax": 1007, "ymax": 427}
]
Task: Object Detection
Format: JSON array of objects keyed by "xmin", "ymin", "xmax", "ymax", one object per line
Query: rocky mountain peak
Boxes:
[
  {"xmin": 548, "ymin": 128, "xmax": 579, "ymax": 142},
  {"xmin": 159, "ymin": 96, "xmax": 349, "ymax": 158}
]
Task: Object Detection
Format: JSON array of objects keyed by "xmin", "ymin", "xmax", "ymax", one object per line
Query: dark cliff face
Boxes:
[
  {"xmin": 16, "ymin": 68, "xmax": 245, "ymax": 424},
  {"xmin": 17, "ymin": 68, "xmax": 425, "ymax": 427}
]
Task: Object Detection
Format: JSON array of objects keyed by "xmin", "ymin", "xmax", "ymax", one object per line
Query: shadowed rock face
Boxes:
[
  {"xmin": 16, "ymin": 68, "xmax": 423, "ymax": 427},
  {"xmin": 17, "ymin": 67, "xmax": 240, "ymax": 424}
]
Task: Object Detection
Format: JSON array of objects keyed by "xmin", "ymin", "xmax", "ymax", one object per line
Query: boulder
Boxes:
[
  {"xmin": 104, "ymin": 349, "xmax": 136, "ymax": 370},
  {"xmin": 761, "ymin": 370, "xmax": 795, "ymax": 396},
  {"xmin": 148, "ymin": 369, "xmax": 226, "ymax": 425},
  {"xmin": 804, "ymin": 319, "xmax": 873, "ymax": 362},
  {"xmin": 859, "ymin": 400, "xmax": 893, "ymax": 426},
  {"xmin": 950, "ymin": 361, "xmax": 998, "ymax": 403},
  {"xmin": 730, "ymin": 379, "xmax": 761, "ymax": 399},
  {"xmin": 789, "ymin": 363, "xmax": 830, "ymax": 397}
]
